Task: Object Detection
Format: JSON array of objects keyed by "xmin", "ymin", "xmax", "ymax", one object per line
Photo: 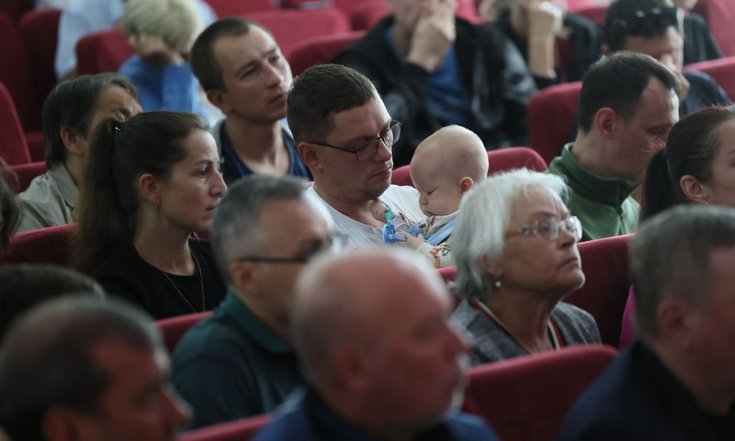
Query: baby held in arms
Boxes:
[{"xmin": 371, "ymin": 125, "xmax": 489, "ymax": 268}]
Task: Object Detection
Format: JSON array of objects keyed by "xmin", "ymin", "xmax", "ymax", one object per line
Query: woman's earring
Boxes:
[{"xmin": 494, "ymin": 279, "xmax": 502, "ymax": 289}]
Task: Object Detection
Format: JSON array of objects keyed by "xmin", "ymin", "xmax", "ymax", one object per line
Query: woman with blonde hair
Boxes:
[
  {"xmin": 74, "ymin": 111, "xmax": 227, "ymax": 319},
  {"xmin": 119, "ymin": 0, "xmax": 208, "ymax": 117}
]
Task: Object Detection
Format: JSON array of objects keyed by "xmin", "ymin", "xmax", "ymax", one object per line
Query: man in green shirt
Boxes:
[
  {"xmin": 171, "ymin": 175, "xmax": 335, "ymax": 428},
  {"xmin": 548, "ymin": 52, "xmax": 679, "ymax": 240}
]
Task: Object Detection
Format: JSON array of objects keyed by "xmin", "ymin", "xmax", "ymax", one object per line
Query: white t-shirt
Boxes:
[{"xmin": 307, "ymin": 185, "xmax": 424, "ymax": 250}]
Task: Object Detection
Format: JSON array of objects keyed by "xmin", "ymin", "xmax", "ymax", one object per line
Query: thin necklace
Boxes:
[
  {"xmin": 160, "ymin": 250, "xmax": 206, "ymax": 313},
  {"xmin": 470, "ymin": 298, "xmax": 561, "ymax": 354}
]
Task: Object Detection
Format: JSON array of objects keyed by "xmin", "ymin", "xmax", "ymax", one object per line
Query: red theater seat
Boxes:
[
  {"xmin": 462, "ymin": 345, "xmax": 618, "ymax": 441},
  {"xmin": 0, "ymin": 11, "xmax": 39, "ymax": 133},
  {"xmin": 204, "ymin": 0, "xmax": 274, "ymax": 17},
  {"xmin": 5, "ymin": 160, "xmax": 47, "ymax": 193},
  {"xmin": 527, "ymin": 81, "xmax": 582, "ymax": 165},
  {"xmin": 391, "ymin": 147, "xmax": 548, "ymax": 187},
  {"xmin": 288, "ymin": 31, "xmax": 364, "ymax": 76},
  {"xmin": 685, "ymin": 55, "xmax": 735, "ymax": 101},
  {"xmin": 178, "ymin": 414, "xmax": 272, "ymax": 441},
  {"xmin": 0, "ymin": 82, "xmax": 31, "ymax": 166},
  {"xmin": 75, "ymin": 28, "xmax": 134, "ymax": 75},
  {"xmin": 156, "ymin": 311, "xmax": 212, "ymax": 354},
  {"xmin": 0, "ymin": 224, "xmax": 74, "ymax": 266},
  {"xmin": 692, "ymin": 0, "xmax": 735, "ymax": 57}
]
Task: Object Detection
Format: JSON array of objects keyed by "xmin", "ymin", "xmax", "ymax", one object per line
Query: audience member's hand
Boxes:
[
  {"xmin": 407, "ymin": 0, "xmax": 456, "ymax": 72},
  {"xmin": 401, "ymin": 232, "xmax": 426, "ymax": 250},
  {"xmin": 528, "ymin": 1, "xmax": 564, "ymax": 41},
  {"xmin": 128, "ymin": 33, "xmax": 185, "ymax": 68}
]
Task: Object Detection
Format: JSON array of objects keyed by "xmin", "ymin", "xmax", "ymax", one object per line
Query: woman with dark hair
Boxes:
[
  {"xmin": 74, "ymin": 111, "xmax": 227, "ymax": 319},
  {"xmin": 620, "ymin": 106, "xmax": 735, "ymax": 346}
]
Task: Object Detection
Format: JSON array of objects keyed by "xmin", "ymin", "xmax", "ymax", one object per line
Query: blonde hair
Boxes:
[{"xmin": 122, "ymin": 0, "xmax": 203, "ymax": 53}]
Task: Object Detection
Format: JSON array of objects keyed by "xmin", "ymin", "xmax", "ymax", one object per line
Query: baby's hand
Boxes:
[
  {"xmin": 370, "ymin": 199, "xmax": 389, "ymax": 223},
  {"xmin": 401, "ymin": 233, "xmax": 426, "ymax": 250}
]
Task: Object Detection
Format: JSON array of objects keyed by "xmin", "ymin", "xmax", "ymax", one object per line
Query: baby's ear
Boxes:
[{"xmin": 459, "ymin": 177, "xmax": 474, "ymax": 193}]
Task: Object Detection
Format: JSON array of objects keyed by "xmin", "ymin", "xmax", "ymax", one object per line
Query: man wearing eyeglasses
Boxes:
[
  {"xmin": 170, "ymin": 175, "xmax": 336, "ymax": 428},
  {"xmin": 289, "ymin": 64, "xmax": 426, "ymax": 250},
  {"xmin": 603, "ymin": 0, "xmax": 730, "ymax": 117}
]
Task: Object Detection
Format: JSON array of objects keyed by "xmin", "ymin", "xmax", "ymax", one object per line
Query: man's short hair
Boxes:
[
  {"xmin": 190, "ymin": 17, "xmax": 270, "ymax": 92},
  {"xmin": 122, "ymin": 0, "xmax": 202, "ymax": 53},
  {"xmin": 604, "ymin": 0, "xmax": 682, "ymax": 53},
  {"xmin": 287, "ymin": 64, "xmax": 378, "ymax": 144},
  {"xmin": 630, "ymin": 205, "xmax": 735, "ymax": 339},
  {"xmin": 578, "ymin": 52, "xmax": 678, "ymax": 133},
  {"xmin": 210, "ymin": 174, "xmax": 309, "ymax": 285},
  {"xmin": 43, "ymin": 73, "xmax": 139, "ymax": 168},
  {"xmin": 0, "ymin": 297, "xmax": 160, "ymax": 441},
  {"xmin": 0, "ymin": 264, "xmax": 105, "ymax": 343}
]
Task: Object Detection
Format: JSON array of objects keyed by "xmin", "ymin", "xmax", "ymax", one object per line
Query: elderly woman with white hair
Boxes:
[
  {"xmin": 451, "ymin": 169, "xmax": 600, "ymax": 365},
  {"xmin": 119, "ymin": 0, "xmax": 208, "ymax": 118}
]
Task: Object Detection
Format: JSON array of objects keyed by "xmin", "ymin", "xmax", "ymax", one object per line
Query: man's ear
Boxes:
[
  {"xmin": 205, "ymin": 90, "xmax": 230, "ymax": 113},
  {"xmin": 60, "ymin": 127, "xmax": 85, "ymax": 156},
  {"xmin": 594, "ymin": 107, "xmax": 618, "ymax": 139},
  {"xmin": 333, "ymin": 348, "xmax": 372, "ymax": 392},
  {"xmin": 297, "ymin": 142, "xmax": 321, "ymax": 174},
  {"xmin": 137, "ymin": 173, "xmax": 161, "ymax": 209},
  {"xmin": 228, "ymin": 260, "xmax": 258, "ymax": 298},
  {"xmin": 657, "ymin": 297, "xmax": 699, "ymax": 349},
  {"xmin": 601, "ymin": 44, "xmax": 612, "ymax": 57},
  {"xmin": 43, "ymin": 406, "xmax": 95, "ymax": 441},
  {"xmin": 680, "ymin": 174, "xmax": 709, "ymax": 204}
]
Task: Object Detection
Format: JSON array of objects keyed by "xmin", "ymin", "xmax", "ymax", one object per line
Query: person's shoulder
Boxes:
[
  {"xmin": 251, "ymin": 393, "xmax": 312, "ymax": 441},
  {"xmin": 446, "ymin": 412, "xmax": 502, "ymax": 441},
  {"xmin": 554, "ymin": 301, "xmax": 595, "ymax": 323}
]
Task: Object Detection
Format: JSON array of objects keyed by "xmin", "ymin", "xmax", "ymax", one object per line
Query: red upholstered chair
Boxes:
[
  {"xmin": 685, "ymin": 55, "xmax": 735, "ymax": 101},
  {"xmin": 347, "ymin": 1, "xmax": 390, "ymax": 31},
  {"xmin": 156, "ymin": 311, "xmax": 212, "ymax": 354},
  {"xmin": 527, "ymin": 81, "xmax": 582, "ymax": 165},
  {"xmin": 568, "ymin": 3, "xmax": 608, "ymax": 24},
  {"xmin": 288, "ymin": 30, "xmax": 365, "ymax": 76},
  {"xmin": 0, "ymin": 0, "xmax": 31, "ymax": 22},
  {"xmin": 390, "ymin": 147, "xmax": 548, "ymax": 187},
  {"xmin": 204, "ymin": 0, "xmax": 273, "ymax": 17},
  {"xmin": 75, "ymin": 28, "xmax": 134, "ymax": 75},
  {"xmin": 0, "ymin": 11, "xmax": 39, "ymax": 133},
  {"xmin": 565, "ymin": 234, "xmax": 631, "ymax": 348},
  {"xmin": 245, "ymin": 8, "xmax": 351, "ymax": 58},
  {"xmin": 0, "ymin": 82, "xmax": 32, "ymax": 166},
  {"xmin": 462, "ymin": 345, "xmax": 618, "ymax": 441},
  {"xmin": 177, "ymin": 414, "xmax": 272, "ymax": 441},
  {"xmin": 18, "ymin": 8, "xmax": 60, "ymax": 129},
  {"xmin": 5, "ymin": 160, "xmax": 47, "ymax": 193},
  {"xmin": 693, "ymin": 0, "xmax": 735, "ymax": 57},
  {"xmin": 0, "ymin": 224, "xmax": 75, "ymax": 266}
]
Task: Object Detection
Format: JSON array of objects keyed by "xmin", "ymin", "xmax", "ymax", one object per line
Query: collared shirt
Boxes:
[
  {"xmin": 171, "ymin": 292, "xmax": 304, "ymax": 429},
  {"xmin": 306, "ymin": 184, "xmax": 425, "ymax": 250},
  {"xmin": 16, "ymin": 164, "xmax": 77, "ymax": 233},
  {"xmin": 253, "ymin": 389, "xmax": 501, "ymax": 441},
  {"xmin": 547, "ymin": 143, "xmax": 639, "ymax": 241},
  {"xmin": 212, "ymin": 120, "xmax": 311, "ymax": 185}
]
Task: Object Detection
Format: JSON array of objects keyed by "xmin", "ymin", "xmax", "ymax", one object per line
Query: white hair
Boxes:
[
  {"xmin": 122, "ymin": 0, "xmax": 203, "ymax": 52},
  {"xmin": 452, "ymin": 168, "xmax": 568, "ymax": 300}
]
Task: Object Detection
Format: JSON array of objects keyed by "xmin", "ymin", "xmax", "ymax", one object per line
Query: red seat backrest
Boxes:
[
  {"xmin": 0, "ymin": 11, "xmax": 39, "ymax": 133},
  {"xmin": 0, "ymin": 223, "xmax": 75, "ymax": 266},
  {"xmin": 390, "ymin": 147, "xmax": 548, "ymax": 187},
  {"xmin": 693, "ymin": 0, "xmax": 735, "ymax": 57},
  {"xmin": 565, "ymin": 234, "xmax": 631, "ymax": 347},
  {"xmin": 0, "ymin": 0, "xmax": 31, "ymax": 22},
  {"xmin": 568, "ymin": 3, "xmax": 607, "ymax": 24},
  {"xmin": 4, "ymin": 160, "xmax": 47, "ymax": 193},
  {"xmin": 462, "ymin": 345, "xmax": 618, "ymax": 441},
  {"xmin": 75, "ymin": 28, "xmax": 134, "ymax": 75},
  {"xmin": 288, "ymin": 30, "xmax": 365, "ymax": 76},
  {"xmin": 0, "ymin": 82, "xmax": 31, "ymax": 165},
  {"xmin": 685, "ymin": 55, "xmax": 735, "ymax": 101},
  {"xmin": 177, "ymin": 414, "xmax": 272, "ymax": 441},
  {"xmin": 18, "ymin": 8, "xmax": 61, "ymax": 122},
  {"xmin": 156, "ymin": 311, "xmax": 212, "ymax": 354},
  {"xmin": 203, "ymin": 0, "xmax": 273, "ymax": 17},
  {"xmin": 527, "ymin": 81, "xmax": 582, "ymax": 165},
  {"xmin": 245, "ymin": 8, "xmax": 351, "ymax": 59}
]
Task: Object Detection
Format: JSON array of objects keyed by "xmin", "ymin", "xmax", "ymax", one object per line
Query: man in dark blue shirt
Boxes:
[{"xmin": 556, "ymin": 205, "xmax": 735, "ymax": 441}]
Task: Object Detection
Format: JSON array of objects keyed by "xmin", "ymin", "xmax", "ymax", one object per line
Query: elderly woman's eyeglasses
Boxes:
[
  {"xmin": 506, "ymin": 216, "xmax": 582, "ymax": 242},
  {"xmin": 236, "ymin": 231, "xmax": 348, "ymax": 264},
  {"xmin": 307, "ymin": 120, "xmax": 402, "ymax": 162}
]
